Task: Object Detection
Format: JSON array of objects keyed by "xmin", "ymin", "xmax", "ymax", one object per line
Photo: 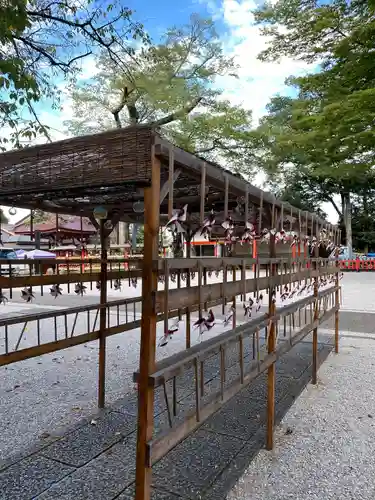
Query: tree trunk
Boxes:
[
  {"xmin": 341, "ymin": 192, "xmax": 353, "ymax": 258},
  {"xmin": 117, "ymin": 222, "xmax": 126, "ymax": 245},
  {"xmin": 124, "ymin": 223, "xmax": 130, "ymax": 242},
  {"xmin": 131, "ymin": 223, "xmax": 139, "ymax": 250},
  {"xmin": 363, "ymin": 192, "xmax": 369, "ymax": 254}
]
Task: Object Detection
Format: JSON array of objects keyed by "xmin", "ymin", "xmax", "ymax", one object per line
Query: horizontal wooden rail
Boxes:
[
  {"xmin": 0, "ymin": 322, "xmax": 140, "ymax": 367},
  {"xmin": 0, "ymin": 257, "xmax": 337, "ymax": 289},
  {"xmin": 136, "ymin": 286, "xmax": 336, "ymax": 386},
  {"xmin": 153, "ymin": 257, "xmax": 337, "ymax": 271},
  {"xmin": 146, "ymin": 303, "xmax": 337, "ymax": 465},
  {"xmin": 0, "ymin": 257, "xmax": 143, "ymax": 265},
  {"xmin": 0, "ymin": 296, "xmax": 226, "ymax": 367},
  {"xmin": 0, "ymin": 269, "xmax": 143, "ymax": 288},
  {"xmin": 154, "ymin": 268, "xmax": 339, "ymax": 313},
  {"xmin": 0, "ymin": 297, "xmax": 141, "ymax": 327}
]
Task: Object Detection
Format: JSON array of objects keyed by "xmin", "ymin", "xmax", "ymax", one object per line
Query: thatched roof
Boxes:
[{"xmin": 0, "ymin": 125, "xmax": 331, "ymax": 231}]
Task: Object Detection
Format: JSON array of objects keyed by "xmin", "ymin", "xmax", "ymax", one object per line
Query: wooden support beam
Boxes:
[
  {"xmin": 335, "ymin": 246, "xmax": 340, "ymax": 354},
  {"xmin": 266, "ymin": 226, "xmax": 276, "ymax": 451},
  {"xmin": 98, "ymin": 219, "xmax": 108, "ymax": 408},
  {"xmin": 135, "ymin": 149, "xmax": 161, "ymax": 500},
  {"xmin": 224, "ymin": 174, "xmax": 229, "ymax": 219},
  {"xmin": 104, "ymin": 206, "xmax": 127, "ymax": 238},
  {"xmin": 168, "ymin": 149, "xmax": 174, "ymax": 219},
  {"xmin": 312, "ymin": 216, "xmax": 319, "ymax": 384},
  {"xmin": 259, "ymin": 192, "xmax": 263, "ymax": 233},
  {"xmin": 89, "ymin": 215, "xmax": 100, "ymax": 231},
  {"xmin": 160, "ymin": 169, "xmax": 181, "ymax": 204},
  {"xmin": 200, "ymin": 163, "xmax": 206, "ymax": 224}
]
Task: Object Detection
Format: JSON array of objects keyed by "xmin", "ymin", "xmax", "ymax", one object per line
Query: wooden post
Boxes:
[
  {"xmin": 335, "ymin": 246, "xmax": 340, "ymax": 353},
  {"xmin": 186, "ymin": 230, "xmax": 191, "ymax": 349},
  {"xmin": 243, "ymin": 186, "xmax": 249, "ymax": 296},
  {"xmin": 55, "ymin": 213, "xmax": 59, "ymax": 247},
  {"xmin": 30, "ymin": 209, "xmax": 34, "ymax": 242},
  {"xmin": 223, "ymin": 174, "xmax": 229, "ymax": 313},
  {"xmin": 80, "ymin": 216, "xmax": 85, "ymax": 273},
  {"xmin": 168, "ymin": 148, "xmax": 174, "ymax": 219},
  {"xmin": 200, "ymin": 164, "xmax": 207, "ymax": 312},
  {"xmin": 304, "ymin": 210, "xmax": 308, "ymax": 259},
  {"xmin": 135, "ymin": 150, "xmax": 160, "ymax": 500},
  {"xmin": 98, "ymin": 219, "xmax": 108, "ymax": 408},
  {"xmin": 266, "ymin": 228, "xmax": 276, "ymax": 451},
  {"xmin": 312, "ymin": 216, "xmax": 319, "ymax": 385}
]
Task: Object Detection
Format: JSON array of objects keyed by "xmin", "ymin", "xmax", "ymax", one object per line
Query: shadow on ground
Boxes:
[{"xmin": 0, "ymin": 331, "xmax": 334, "ymax": 500}]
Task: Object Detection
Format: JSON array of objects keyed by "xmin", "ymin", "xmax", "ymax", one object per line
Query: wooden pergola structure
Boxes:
[{"xmin": 0, "ymin": 125, "xmax": 341, "ymax": 500}]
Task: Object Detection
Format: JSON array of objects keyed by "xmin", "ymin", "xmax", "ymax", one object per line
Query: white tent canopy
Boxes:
[{"xmin": 24, "ymin": 249, "xmax": 56, "ymax": 259}]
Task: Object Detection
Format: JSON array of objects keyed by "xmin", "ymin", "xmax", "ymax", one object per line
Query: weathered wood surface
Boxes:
[
  {"xmin": 155, "ymin": 267, "xmax": 340, "ymax": 313},
  {"xmin": 147, "ymin": 303, "xmax": 337, "ymax": 464}
]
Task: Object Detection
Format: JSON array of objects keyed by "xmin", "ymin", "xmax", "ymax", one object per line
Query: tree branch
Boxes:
[
  {"xmin": 111, "ymin": 86, "xmax": 137, "ymax": 128},
  {"xmin": 150, "ymin": 97, "xmax": 203, "ymax": 127},
  {"xmin": 326, "ymin": 195, "xmax": 342, "ymax": 217}
]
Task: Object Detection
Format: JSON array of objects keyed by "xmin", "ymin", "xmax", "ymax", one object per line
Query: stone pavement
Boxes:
[
  {"xmin": 0, "ymin": 329, "xmax": 335, "ymax": 500},
  {"xmin": 228, "ymin": 331, "xmax": 375, "ymax": 500}
]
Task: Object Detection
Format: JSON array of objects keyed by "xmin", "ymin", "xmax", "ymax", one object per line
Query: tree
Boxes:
[
  {"xmin": 350, "ymin": 197, "xmax": 375, "ymax": 252},
  {"xmin": 0, "ymin": 0, "xmax": 148, "ymax": 150},
  {"xmin": 269, "ymin": 168, "xmax": 328, "ymax": 220},
  {"xmin": 0, "ymin": 210, "xmax": 9, "ymax": 224},
  {"xmin": 65, "ymin": 15, "xmax": 256, "ymax": 170},
  {"xmin": 254, "ymin": 0, "xmax": 375, "ymax": 256},
  {"xmin": 256, "ymin": 92, "xmax": 375, "ymax": 254}
]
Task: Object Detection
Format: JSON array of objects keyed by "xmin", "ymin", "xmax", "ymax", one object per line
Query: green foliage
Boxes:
[
  {"xmin": 254, "ymin": 0, "xmax": 375, "ymax": 179},
  {"xmin": 167, "ymin": 99, "xmax": 256, "ymax": 171},
  {"xmin": 348, "ymin": 192, "xmax": 375, "ymax": 251},
  {"xmin": 65, "ymin": 14, "xmax": 256, "ymax": 169},
  {"xmin": 0, "ymin": 209, "xmax": 9, "ymax": 224},
  {"xmin": 135, "ymin": 225, "xmax": 144, "ymax": 246},
  {"xmin": 269, "ymin": 167, "xmax": 328, "ymax": 219},
  {"xmin": 0, "ymin": 0, "xmax": 148, "ymax": 150},
  {"xmin": 254, "ymin": 0, "xmax": 375, "ymax": 251}
]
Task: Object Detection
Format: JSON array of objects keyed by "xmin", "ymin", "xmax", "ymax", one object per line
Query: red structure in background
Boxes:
[
  {"xmin": 13, "ymin": 214, "xmax": 97, "ymax": 247},
  {"xmin": 340, "ymin": 259, "xmax": 375, "ymax": 271}
]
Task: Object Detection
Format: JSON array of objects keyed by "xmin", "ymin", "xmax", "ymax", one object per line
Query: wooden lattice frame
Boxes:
[{"xmin": 0, "ymin": 128, "xmax": 342, "ymax": 500}]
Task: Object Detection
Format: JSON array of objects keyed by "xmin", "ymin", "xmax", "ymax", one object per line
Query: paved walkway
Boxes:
[
  {"xmin": 0, "ymin": 331, "xmax": 334, "ymax": 500},
  {"xmin": 228, "ymin": 331, "xmax": 375, "ymax": 500},
  {"xmin": 1, "ymin": 272, "xmax": 370, "ymax": 500}
]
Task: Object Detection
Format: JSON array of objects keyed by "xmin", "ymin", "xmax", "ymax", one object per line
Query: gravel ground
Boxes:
[
  {"xmin": 0, "ymin": 312, "xmax": 246, "ymax": 461},
  {"xmin": 227, "ymin": 333, "xmax": 375, "ymax": 500},
  {"xmin": 0, "ymin": 268, "xmax": 346, "ymax": 464},
  {"xmin": 338, "ymin": 272, "xmax": 375, "ymax": 312}
]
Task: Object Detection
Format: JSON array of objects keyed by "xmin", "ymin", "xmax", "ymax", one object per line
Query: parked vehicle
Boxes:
[{"xmin": 0, "ymin": 248, "xmax": 28, "ymax": 276}]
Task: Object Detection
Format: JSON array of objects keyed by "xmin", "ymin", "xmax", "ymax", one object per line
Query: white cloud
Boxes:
[
  {"xmin": 37, "ymin": 56, "xmax": 100, "ymax": 142},
  {"xmin": 1, "ymin": 4, "xmax": 340, "ymax": 224},
  {"xmin": 214, "ymin": 0, "xmax": 312, "ymax": 122},
  {"xmin": 212, "ymin": 0, "xmax": 339, "ymax": 223}
]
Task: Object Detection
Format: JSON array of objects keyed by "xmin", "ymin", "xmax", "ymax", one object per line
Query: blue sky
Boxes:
[
  {"xmin": 4, "ymin": 0, "xmax": 339, "ymax": 223},
  {"xmin": 36, "ymin": 0, "xmax": 311, "ymax": 138},
  {"xmin": 122, "ymin": 0, "xmax": 225, "ymax": 35}
]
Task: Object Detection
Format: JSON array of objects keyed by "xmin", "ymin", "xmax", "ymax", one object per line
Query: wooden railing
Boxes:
[
  {"xmin": 133, "ymin": 255, "xmax": 340, "ymax": 477},
  {"xmin": 0, "ymin": 257, "xmax": 143, "ymax": 292}
]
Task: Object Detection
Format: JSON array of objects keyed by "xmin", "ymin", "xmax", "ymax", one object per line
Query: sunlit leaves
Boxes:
[
  {"xmin": 255, "ymin": 0, "xmax": 375, "ymax": 197},
  {"xmin": 65, "ymin": 14, "xmax": 255, "ymax": 171},
  {"xmin": 0, "ymin": 0, "xmax": 148, "ymax": 150}
]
